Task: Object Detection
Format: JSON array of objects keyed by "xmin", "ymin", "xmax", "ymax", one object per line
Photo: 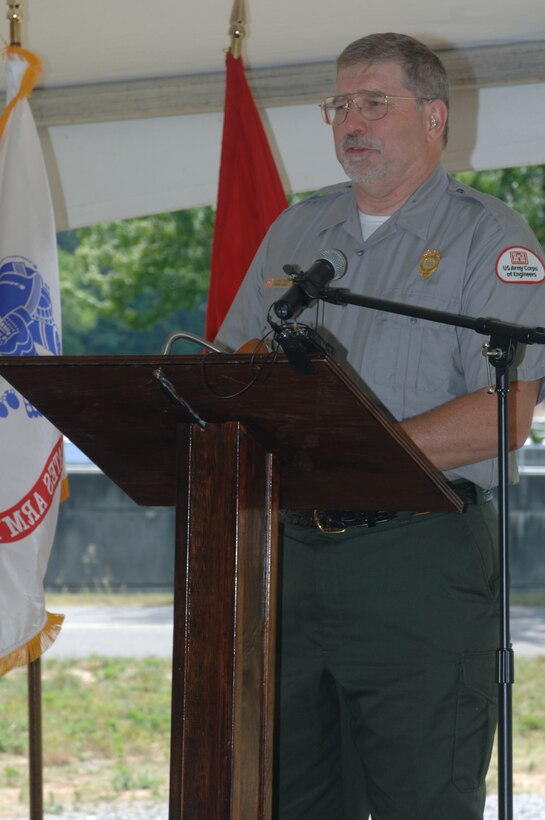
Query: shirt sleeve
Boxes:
[
  {"xmin": 214, "ymin": 230, "xmax": 273, "ymax": 351},
  {"xmin": 457, "ymin": 202, "xmax": 545, "ymax": 399}
]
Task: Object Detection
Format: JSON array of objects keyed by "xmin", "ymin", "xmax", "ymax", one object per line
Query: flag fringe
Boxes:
[
  {"xmin": 0, "ymin": 611, "xmax": 64, "ymax": 677},
  {"xmin": 0, "ymin": 45, "xmax": 42, "ymax": 140}
]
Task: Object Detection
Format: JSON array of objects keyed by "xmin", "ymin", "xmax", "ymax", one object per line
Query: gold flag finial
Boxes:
[
  {"xmin": 229, "ymin": 0, "xmax": 246, "ymax": 59},
  {"xmin": 6, "ymin": 0, "xmax": 22, "ymax": 46}
]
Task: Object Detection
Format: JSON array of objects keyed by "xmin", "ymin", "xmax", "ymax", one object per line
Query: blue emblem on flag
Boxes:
[
  {"xmin": 0, "ymin": 256, "xmax": 61, "ymax": 357},
  {"xmin": 0, "ymin": 387, "xmax": 19, "ymax": 418},
  {"xmin": 0, "ymin": 256, "xmax": 60, "ymax": 419}
]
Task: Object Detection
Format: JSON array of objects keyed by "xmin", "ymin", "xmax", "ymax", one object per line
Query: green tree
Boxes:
[
  {"xmin": 59, "ymin": 208, "xmax": 214, "ymax": 355},
  {"xmin": 58, "ymin": 168, "xmax": 545, "ymax": 355},
  {"xmin": 455, "ymin": 165, "xmax": 545, "ymax": 247}
]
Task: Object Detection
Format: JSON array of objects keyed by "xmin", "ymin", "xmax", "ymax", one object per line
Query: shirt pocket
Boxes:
[
  {"xmin": 367, "ymin": 310, "xmax": 458, "ymax": 383},
  {"xmin": 452, "ymin": 651, "xmax": 497, "ymax": 793}
]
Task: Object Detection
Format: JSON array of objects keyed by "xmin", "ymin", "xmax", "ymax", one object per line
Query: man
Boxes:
[{"xmin": 216, "ymin": 33, "xmax": 545, "ymax": 820}]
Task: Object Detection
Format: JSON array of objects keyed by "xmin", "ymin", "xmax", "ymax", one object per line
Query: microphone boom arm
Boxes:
[{"xmin": 319, "ymin": 285, "xmax": 545, "ymax": 345}]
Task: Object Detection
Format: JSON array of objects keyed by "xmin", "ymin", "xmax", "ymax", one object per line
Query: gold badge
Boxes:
[{"xmin": 419, "ymin": 248, "xmax": 441, "ymax": 280}]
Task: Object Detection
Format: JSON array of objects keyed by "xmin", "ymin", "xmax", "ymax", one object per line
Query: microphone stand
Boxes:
[
  {"xmin": 487, "ymin": 332, "xmax": 517, "ymax": 820},
  {"xmin": 312, "ymin": 285, "xmax": 545, "ymax": 820}
]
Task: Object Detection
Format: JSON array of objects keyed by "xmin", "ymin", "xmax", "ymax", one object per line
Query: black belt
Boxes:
[{"xmin": 281, "ymin": 481, "xmax": 483, "ymax": 533}]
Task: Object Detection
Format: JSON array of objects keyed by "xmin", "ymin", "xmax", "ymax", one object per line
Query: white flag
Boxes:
[{"xmin": 0, "ymin": 47, "xmax": 65, "ymax": 675}]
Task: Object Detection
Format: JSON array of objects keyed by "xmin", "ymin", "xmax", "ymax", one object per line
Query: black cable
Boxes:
[{"xmin": 199, "ymin": 329, "xmax": 279, "ymax": 400}]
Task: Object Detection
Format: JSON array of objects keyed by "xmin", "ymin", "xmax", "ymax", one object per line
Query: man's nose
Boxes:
[{"xmin": 342, "ymin": 102, "xmax": 369, "ymax": 130}]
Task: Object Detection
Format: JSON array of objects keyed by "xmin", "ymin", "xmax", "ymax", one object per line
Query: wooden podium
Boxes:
[{"xmin": 0, "ymin": 352, "xmax": 462, "ymax": 819}]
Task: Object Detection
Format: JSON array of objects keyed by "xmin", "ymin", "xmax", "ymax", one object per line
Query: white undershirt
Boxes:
[{"xmin": 359, "ymin": 210, "xmax": 390, "ymax": 241}]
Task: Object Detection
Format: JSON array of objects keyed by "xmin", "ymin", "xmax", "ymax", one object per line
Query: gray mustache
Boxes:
[{"xmin": 342, "ymin": 135, "xmax": 381, "ymax": 152}]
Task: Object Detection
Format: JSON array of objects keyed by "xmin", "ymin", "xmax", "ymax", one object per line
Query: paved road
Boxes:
[
  {"xmin": 45, "ymin": 605, "xmax": 545, "ymax": 659},
  {"xmin": 46, "ymin": 605, "xmax": 174, "ymax": 659}
]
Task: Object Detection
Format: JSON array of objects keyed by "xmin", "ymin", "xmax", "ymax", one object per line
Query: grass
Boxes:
[
  {"xmin": 511, "ymin": 591, "xmax": 545, "ymax": 607},
  {"xmin": 46, "ymin": 591, "xmax": 174, "ymax": 608},
  {"xmin": 0, "ymin": 655, "xmax": 544, "ymax": 815},
  {"xmin": 486, "ymin": 656, "xmax": 545, "ymax": 794},
  {"xmin": 45, "ymin": 590, "xmax": 545, "ymax": 608},
  {"xmin": 0, "ymin": 590, "xmax": 542, "ymax": 814},
  {"xmin": 0, "ymin": 657, "xmax": 172, "ymax": 816},
  {"xmin": 45, "ymin": 588, "xmax": 545, "ymax": 609}
]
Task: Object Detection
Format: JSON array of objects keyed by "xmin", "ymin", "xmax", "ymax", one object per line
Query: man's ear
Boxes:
[{"xmin": 426, "ymin": 100, "xmax": 448, "ymax": 143}]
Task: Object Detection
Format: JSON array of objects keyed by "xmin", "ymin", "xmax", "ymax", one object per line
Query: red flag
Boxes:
[{"xmin": 205, "ymin": 52, "xmax": 288, "ymax": 341}]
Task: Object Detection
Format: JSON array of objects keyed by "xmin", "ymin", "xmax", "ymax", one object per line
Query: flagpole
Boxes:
[
  {"xmin": 6, "ymin": 0, "xmax": 22, "ymax": 46},
  {"xmin": 205, "ymin": 0, "xmax": 287, "ymax": 340},
  {"xmin": 5, "ymin": 5, "xmax": 45, "ymax": 817},
  {"xmin": 229, "ymin": 0, "xmax": 246, "ymax": 58},
  {"xmin": 28, "ymin": 657, "xmax": 44, "ymax": 820}
]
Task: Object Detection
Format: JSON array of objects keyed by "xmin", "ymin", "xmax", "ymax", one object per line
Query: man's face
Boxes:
[{"xmin": 333, "ymin": 60, "xmax": 432, "ymax": 196}]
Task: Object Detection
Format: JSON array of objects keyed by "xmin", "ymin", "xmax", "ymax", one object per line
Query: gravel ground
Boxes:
[
  {"xmin": 2, "ymin": 803, "xmax": 167, "ymax": 820},
  {"xmin": 3, "ymin": 793, "xmax": 545, "ymax": 819},
  {"xmin": 484, "ymin": 793, "xmax": 545, "ymax": 819}
]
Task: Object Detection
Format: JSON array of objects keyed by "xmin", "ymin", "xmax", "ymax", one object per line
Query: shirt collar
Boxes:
[
  {"xmin": 312, "ymin": 182, "xmax": 364, "ymax": 243},
  {"xmin": 391, "ymin": 164, "xmax": 449, "ymax": 241},
  {"xmin": 311, "ymin": 164, "xmax": 449, "ymax": 243}
]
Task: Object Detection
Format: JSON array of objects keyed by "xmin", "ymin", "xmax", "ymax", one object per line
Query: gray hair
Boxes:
[{"xmin": 337, "ymin": 33, "xmax": 450, "ymax": 141}]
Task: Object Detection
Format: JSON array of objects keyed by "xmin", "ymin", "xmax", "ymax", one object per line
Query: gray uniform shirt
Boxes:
[{"xmin": 216, "ymin": 164, "xmax": 545, "ymax": 489}]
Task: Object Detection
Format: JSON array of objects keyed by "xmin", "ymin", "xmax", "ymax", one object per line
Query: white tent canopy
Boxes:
[{"xmin": 5, "ymin": 0, "xmax": 545, "ymax": 230}]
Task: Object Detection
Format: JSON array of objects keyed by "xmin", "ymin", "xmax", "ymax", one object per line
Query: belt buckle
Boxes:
[{"xmin": 313, "ymin": 509, "xmax": 347, "ymax": 534}]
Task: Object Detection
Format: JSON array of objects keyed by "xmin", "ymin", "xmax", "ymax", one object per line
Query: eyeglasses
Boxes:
[{"xmin": 319, "ymin": 89, "xmax": 432, "ymax": 126}]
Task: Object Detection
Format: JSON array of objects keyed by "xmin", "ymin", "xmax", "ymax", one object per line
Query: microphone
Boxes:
[{"xmin": 272, "ymin": 248, "xmax": 347, "ymax": 320}]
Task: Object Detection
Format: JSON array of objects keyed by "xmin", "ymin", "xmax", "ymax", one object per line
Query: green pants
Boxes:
[{"xmin": 276, "ymin": 495, "xmax": 499, "ymax": 820}]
